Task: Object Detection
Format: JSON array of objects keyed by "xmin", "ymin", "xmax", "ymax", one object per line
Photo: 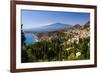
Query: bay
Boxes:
[{"xmin": 25, "ymin": 33, "xmax": 37, "ymax": 45}]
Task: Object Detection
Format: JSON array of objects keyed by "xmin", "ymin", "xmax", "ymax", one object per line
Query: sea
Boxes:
[{"xmin": 25, "ymin": 33, "xmax": 37, "ymax": 45}]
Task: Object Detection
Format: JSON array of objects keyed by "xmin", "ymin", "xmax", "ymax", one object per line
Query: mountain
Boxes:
[
  {"xmin": 73, "ymin": 24, "xmax": 81, "ymax": 29},
  {"xmin": 24, "ymin": 23, "xmax": 72, "ymax": 33}
]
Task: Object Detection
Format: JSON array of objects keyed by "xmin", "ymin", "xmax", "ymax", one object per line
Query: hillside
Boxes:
[
  {"xmin": 34, "ymin": 22, "xmax": 90, "ymax": 43},
  {"xmin": 22, "ymin": 21, "xmax": 90, "ymax": 62}
]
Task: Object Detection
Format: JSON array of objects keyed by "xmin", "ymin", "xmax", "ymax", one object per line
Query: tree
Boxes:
[
  {"xmin": 21, "ymin": 24, "xmax": 26, "ymax": 46},
  {"xmin": 21, "ymin": 24, "xmax": 29, "ymax": 62}
]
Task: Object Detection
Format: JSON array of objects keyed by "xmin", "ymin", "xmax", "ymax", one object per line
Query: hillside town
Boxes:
[{"xmin": 34, "ymin": 21, "xmax": 90, "ymax": 46}]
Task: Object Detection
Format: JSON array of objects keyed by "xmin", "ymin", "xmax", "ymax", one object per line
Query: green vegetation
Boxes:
[
  {"xmin": 21, "ymin": 33, "xmax": 90, "ymax": 62},
  {"xmin": 21, "ymin": 22, "xmax": 90, "ymax": 63},
  {"xmin": 21, "ymin": 24, "xmax": 29, "ymax": 62}
]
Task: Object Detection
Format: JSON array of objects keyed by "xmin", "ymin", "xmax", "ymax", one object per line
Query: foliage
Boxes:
[
  {"xmin": 21, "ymin": 22, "xmax": 90, "ymax": 62},
  {"xmin": 21, "ymin": 24, "xmax": 29, "ymax": 62},
  {"xmin": 22, "ymin": 34, "xmax": 90, "ymax": 62}
]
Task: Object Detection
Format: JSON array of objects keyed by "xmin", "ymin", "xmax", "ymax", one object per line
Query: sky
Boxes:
[{"xmin": 21, "ymin": 9, "xmax": 90, "ymax": 30}]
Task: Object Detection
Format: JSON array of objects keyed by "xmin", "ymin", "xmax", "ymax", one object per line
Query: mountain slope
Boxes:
[{"xmin": 24, "ymin": 23, "xmax": 72, "ymax": 33}]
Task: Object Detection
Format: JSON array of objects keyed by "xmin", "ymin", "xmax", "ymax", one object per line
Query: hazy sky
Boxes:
[{"xmin": 21, "ymin": 9, "xmax": 90, "ymax": 29}]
